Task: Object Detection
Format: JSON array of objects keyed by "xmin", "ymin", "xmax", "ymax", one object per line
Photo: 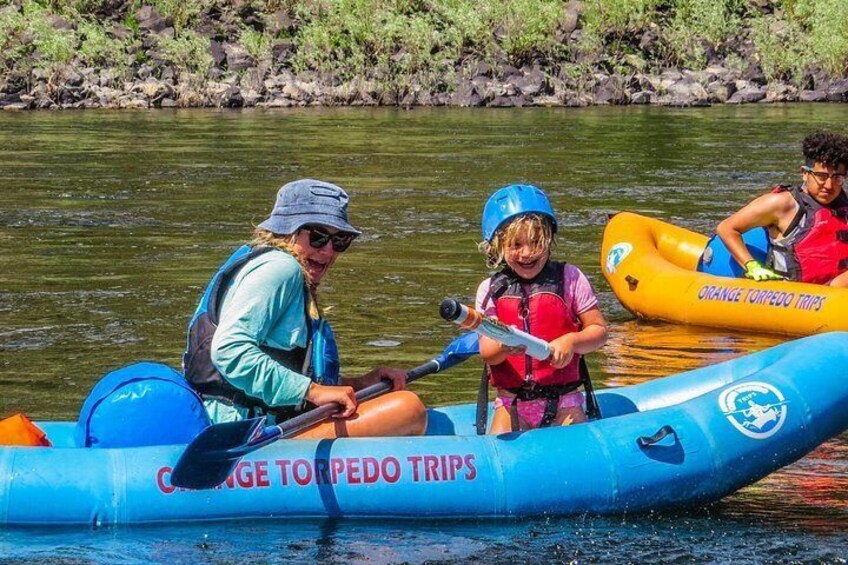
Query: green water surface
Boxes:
[{"xmin": 0, "ymin": 104, "xmax": 840, "ymax": 417}]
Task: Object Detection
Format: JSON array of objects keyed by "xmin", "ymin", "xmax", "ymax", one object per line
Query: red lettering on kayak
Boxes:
[
  {"xmin": 275, "ymin": 459, "xmax": 292, "ymax": 486},
  {"xmin": 293, "ymin": 459, "xmax": 313, "ymax": 486},
  {"xmin": 157, "ymin": 466, "xmax": 176, "ymax": 494},
  {"xmin": 158, "ymin": 453, "xmax": 480, "ymax": 493},
  {"xmin": 254, "ymin": 460, "xmax": 270, "ymax": 488},
  {"xmin": 464, "ymin": 455, "xmax": 477, "ymax": 480},
  {"xmin": 407, "ymin": 455, "xmax": 423, "ymax": 482},
  {"xmin": 382, "ymin": 457, "xmax": 401, "ymax": 483},
  {"xmin": 363, "ymin": 457, "xmax": 380, "ymax": 483},
  {"xmin": 346, "ymin": 458, "xmax": 362, "ymax": 484}
]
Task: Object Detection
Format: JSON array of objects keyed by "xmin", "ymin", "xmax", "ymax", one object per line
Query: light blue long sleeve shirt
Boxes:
[{"xmin": 206, "ymin": 249, "xmax": 312, "ymax": 423}]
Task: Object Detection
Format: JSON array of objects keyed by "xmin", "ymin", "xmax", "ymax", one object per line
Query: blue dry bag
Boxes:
[{"xmin": 75, "ymin": 362, "xmax": 210, "ymax": 448}]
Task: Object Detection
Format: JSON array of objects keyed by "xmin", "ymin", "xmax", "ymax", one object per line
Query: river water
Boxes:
[{"xmin": 0, "ymin": 105, "xmax": 846, "ymax": 562}]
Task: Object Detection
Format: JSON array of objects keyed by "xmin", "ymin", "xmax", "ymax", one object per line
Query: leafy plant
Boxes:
[{"xmin": 158, "ymin": 29, "xmax": 213, "ymax": 74}]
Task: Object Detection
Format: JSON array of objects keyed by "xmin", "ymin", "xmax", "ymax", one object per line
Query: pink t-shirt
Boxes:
[{"xmin": 474, "ymin": 263, "xmax": 599, "ymax": 322}]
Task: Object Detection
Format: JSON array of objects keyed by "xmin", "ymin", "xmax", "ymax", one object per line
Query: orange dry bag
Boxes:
[{"xmin": 0, "ymin": 413, "xmax": 51, "ymax": 447}]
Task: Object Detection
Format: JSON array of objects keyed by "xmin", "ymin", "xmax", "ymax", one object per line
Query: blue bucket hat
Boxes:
[{"xmin": 258, "ymin": 179, "xmax": 361, "ymax": 235}]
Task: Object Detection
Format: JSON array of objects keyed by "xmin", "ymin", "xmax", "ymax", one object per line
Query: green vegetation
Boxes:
[{"xmin": 1, "ymin": 0, "xmax": 847, "ymax": 97}]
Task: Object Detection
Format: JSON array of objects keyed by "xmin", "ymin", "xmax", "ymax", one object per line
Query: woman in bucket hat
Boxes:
[{"xmin": 183, "ymin": 179, "xmax": 426, "ymax": 438}]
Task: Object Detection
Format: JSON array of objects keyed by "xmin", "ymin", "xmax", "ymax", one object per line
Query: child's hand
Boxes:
[{"xmin": 548, "ymin": 335, "xmax": 575, "ymax": 368}]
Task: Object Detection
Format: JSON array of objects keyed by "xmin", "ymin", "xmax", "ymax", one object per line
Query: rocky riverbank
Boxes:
[{"xmin": 2, "ymin": 1, "xmax": 847, "ymax": 111}]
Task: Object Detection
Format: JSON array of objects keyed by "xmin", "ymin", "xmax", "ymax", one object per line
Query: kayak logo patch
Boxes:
[
  {"xmin": 718, "ymin": 381, "xmax": 788, "ymax": 440},
  {"xmin": 605, "ymin": 242, "xmax": 633, "ymax": 274}
]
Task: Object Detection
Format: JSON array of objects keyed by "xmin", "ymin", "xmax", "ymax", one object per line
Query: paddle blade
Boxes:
[
  {"xmin": 170, "ymin": 417, "xmax": 266, "ymax": 490},
  {"xmin": 438, "ymin": 331, "xmax": 479, "ymax": 370}
]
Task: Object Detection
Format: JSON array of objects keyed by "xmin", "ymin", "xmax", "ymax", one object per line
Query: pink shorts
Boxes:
[{"xmin": 494, "ymin": 390, "xmax": 586, "ymax": 428}]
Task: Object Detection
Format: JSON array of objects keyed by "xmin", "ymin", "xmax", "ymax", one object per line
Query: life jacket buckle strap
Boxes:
[{"xmin": 836, "ymin": 230, "xmax": 848, "ymax": 242}]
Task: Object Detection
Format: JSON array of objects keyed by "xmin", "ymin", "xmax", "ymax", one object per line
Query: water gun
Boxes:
[{"xmin": 439, "ymin": 298, "xmax": 550, "ymax": 360}]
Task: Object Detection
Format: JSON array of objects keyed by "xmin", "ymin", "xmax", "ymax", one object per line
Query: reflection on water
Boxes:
[
  {"xmin": 601, "ymin": 320, "xmax": 784, "ymax": 386},
  {"xmin": 0, "ymin": 105, "xmax": 846, "ymax": 560}
]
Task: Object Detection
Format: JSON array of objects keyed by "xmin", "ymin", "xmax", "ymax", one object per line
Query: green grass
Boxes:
[{"xmin": 2, "ymin": 0, "xmax": 848, "ymax": 96}]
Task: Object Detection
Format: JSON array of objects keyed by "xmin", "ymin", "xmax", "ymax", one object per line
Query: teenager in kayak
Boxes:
[
  {"xmin": 475, "ymin": 184, "xmax": 608, "ymax": 433},
  {"xmin": 183, "ymin": 179, "xmax": 426, "ymax": 438},
  {"xmin": 717, "ymin": 131, "xmax": 848, "ymax": 287}
]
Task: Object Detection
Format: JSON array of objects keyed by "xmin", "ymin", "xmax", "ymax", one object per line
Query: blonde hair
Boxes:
[
  {"xmin": 250, "ymin": 227, "xmax": 320, "ymax": 319},
  {"xmin": 477, "ymin": 214, "xmax": 555, "ymax": 269}
]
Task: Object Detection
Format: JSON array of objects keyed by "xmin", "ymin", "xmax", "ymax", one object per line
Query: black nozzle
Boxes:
[{"xmin": 439, "ymin": 298, "xmax": 462, "ymax": 321}]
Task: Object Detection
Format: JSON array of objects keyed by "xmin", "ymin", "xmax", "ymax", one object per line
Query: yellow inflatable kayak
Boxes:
[{"xmin": 600, "ymin": 212, "xmax": 848, "ymax": 336}]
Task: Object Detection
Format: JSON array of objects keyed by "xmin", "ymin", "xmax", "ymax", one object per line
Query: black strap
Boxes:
[
  {"xmin": 836, "ymin": 230, "xmax": 848, "ymax": 242},
  {"xmin": 782, "ymin": 186, "xmax": 807, "ymax": 237},
  {"xmin": 839, "ymin": 257, "xmax": 848, "ymax": 270},
  {"xmin": 637, "ymin": 425, "xmax": 678, "ymax": 448},
  {"xmin": 475, "ymin": 366, "xmax": 489, "ymax": 435},
  {"xmin": 580, "ymin": 356, "xmax": 602, "ymax": 421},
  {"xmin": 509, "ymin": 398, "xmax": 520, "ymax": 433},
  {"xmin": 506, "ymin": 382, "xmax": 585, "ymax": 430}
]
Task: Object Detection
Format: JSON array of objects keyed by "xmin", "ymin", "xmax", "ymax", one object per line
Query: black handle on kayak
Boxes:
[{"xmin": 636, "ymin": 424, "xmax": 678, "ymax": 448}]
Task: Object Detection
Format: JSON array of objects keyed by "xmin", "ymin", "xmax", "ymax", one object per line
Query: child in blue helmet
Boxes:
[{"xmin": 476, "ymin": 184, "xmax": 608, "ymax": 434}]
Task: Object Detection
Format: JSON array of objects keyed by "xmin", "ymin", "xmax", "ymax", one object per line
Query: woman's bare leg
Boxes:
[{"xmin": 292, "ymin": 390, "xmax": 427, "ymax": 439}]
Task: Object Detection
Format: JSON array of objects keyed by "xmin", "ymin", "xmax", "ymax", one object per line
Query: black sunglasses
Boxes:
[
  {"xmin": 303, "ymin": 226, "xmax": 357, "ymax": 252},
  {"xmin": 803, "ymin": 166, "xmax": 847, "ymax": 184}
]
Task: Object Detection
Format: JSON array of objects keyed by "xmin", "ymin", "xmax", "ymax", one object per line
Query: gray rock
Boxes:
[
  {"xmin": 46, "ymin": 15, "xmax": 74, "ymax": 30},
  {"xmin": 219, "ymin": 85, "xmax": 244, "ymax": 107},
  {"xmin": 513, "ymin": 67, "xmax": 545, "ymax": 96},
  {"xmin": 561, "ymin": 0, "xmax": 581, "ymax": 36},
  {"xmin": 532, "ymin": 94, "xmax": 563, "ymax": 106},
  {"xmin": 489, "ymin": 95, "xmax": 526, "ymax": 107},
  {"xmin": 240, "ymin": 67, "xmax": 267, "ymax": 94},
  {"xmin": 0, "ymin": 92, "xmax": 21, "ymax": 106},
  {"xmin": 224, "ymin": 42, "xmax": 256, "ymax": 72},
  {"xmin": 800, "ymin": 89, "xmax": 827, "ymax": 102},
  {"xmin": 269, "ymin": 10, "xmax": 294, "ymax": 34},
  {"xmin": 765, "ymin": 82, "xmax": 797, "ymax": 102},
  {"xmin": 271, "ymin": 39, "xmax": 294, "ymax": 64},
  {"xmin": 743, "ymin": 62, "xmax": 766, "ymax": 85},
  {"xmin": 466, "ymin": 59, "xmax": 493, "ymax": 77},
  {"xmin": 665, "ymin": 78, "xmax": 709, "ymax": 106},
  {"xmin": 135, "ymin": 6, "xmax": 169, "ymax": 33},
  {"xmin": 450, "ymin": 80, "xmax": 482, "ymax": 106},
  {"xmin": 707, "ymin": 81, "xmax": 735, "ymax": 103},
  {"xmin": 630, "ymin": 90, "xmax": 653, "ymax": 104},
  {"xmin": 826, "ymin": 79, "xmax": 848, "ymax": 102},
  {"xmin": 209, "ymin": 40, "xmax": 227, "ymax": 67},
  {"xmin": 727, "ymin": 85, "xmax": 767, "ymax": 104},
  {"xmin": 2, "ymin": 102, "xmax": 31, "ymax": 111},
  {"xmin": 593, "ymin": 77, "xmax": 627, "ymax": 105}
]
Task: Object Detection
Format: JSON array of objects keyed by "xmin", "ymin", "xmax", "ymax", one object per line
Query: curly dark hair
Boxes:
[{"xmin": 802, "ymin": 131, "xmax": 848, "ymax": 168}]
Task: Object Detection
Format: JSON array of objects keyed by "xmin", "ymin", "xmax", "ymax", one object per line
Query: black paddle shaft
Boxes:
[{"xmin": 277, "ymin": 359, "xmax": 441, "ymax": 437}]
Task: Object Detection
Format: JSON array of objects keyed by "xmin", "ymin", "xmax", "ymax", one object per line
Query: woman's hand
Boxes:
[
  {"xmin": 305, "ymin": 383, "xmax": 357, "ymax": 418},
  {"xmin": 548, "ymin": 334, "xmax": 575, "ymax": 368},
  {"xmin": 356, "ymin": 367, "xmax": 408, "ymax": 392}
]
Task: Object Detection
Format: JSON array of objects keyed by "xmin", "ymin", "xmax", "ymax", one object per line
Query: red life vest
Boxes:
[
  {"xmin": 485, "ymin": 261, "xmax": 581, "ymax": 390},
  {"xmin": 768, "ymin": 185, "xmax": 848, "ymax": 284}
]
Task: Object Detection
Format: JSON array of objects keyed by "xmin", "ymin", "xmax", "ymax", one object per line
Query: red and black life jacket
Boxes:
[
  {"xmin": 476, "ymin": 261, "xmax": 600, "ymax": 431},
  {"xmin": 484, "ymin": 261, "xmax": 582, "ymax": 389},
  {"xmin": 768, "ymin": 185, "xmax": 848, "ymax": 284}
]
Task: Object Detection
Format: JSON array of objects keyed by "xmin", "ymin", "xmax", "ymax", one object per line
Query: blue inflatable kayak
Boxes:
[{"xmin": 3, "ymin": 332, "xmax": 848, "ymax": 525}]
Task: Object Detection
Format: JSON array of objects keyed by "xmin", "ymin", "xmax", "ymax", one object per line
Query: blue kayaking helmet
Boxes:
[{"xmin": 481, "ymin": 184, "xmax": 558, "ymax": 242}]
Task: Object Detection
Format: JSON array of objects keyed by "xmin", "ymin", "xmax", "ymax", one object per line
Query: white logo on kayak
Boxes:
[
  {"xmin": 718, "ymin": 381, "xmax": 788, "ymax": 440},
  {"xmin": 605, "ymin": 242, "xmax": 633, "ymax": 274}
]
